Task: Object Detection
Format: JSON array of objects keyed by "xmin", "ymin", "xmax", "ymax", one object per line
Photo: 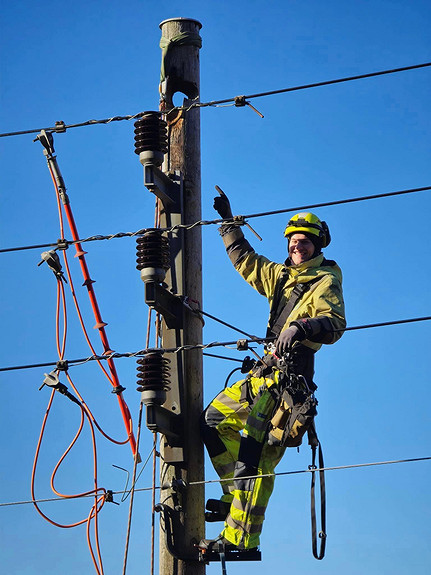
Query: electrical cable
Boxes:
[
  {"xmin": 191, "ymin": 61, "xmax": 431, "ymax": 110},
  {"xmin": 150, "ymin": 434, "xmax": 158, "ymax": 575},
  {"xmin": 33, "ymin": 266, "xmax": 107, "ymax": 574},
  {"xmin": 122, "ymin": 200, "xmax": 161, "ymax": 575},
  {"xmin": 188, "ymin": 456, "xmax": 431, "ymax": 487},
  {"xmin": 122, "ymin": 401, "xmax": 145, "ymax": 575},
  {"xmin": 1, "ymin": 61, "xmax": 430, "ymax": 138},
  {"xmin": 42, "ymin": 137, "xmax": 137, "ymax": 456},
  {"xmin": 4, "ymin": 455, "xmax": 429, "ymax": 508},
  {"xmin": 2, "ymin": 314, "xmax": 431, "ymax": 373},
  {"xmin": 1, "ymin": 184, "xmax": 430, "ymax": 255},
  {"xmin": 203, "ymin": 352, "xmax": 243, "ymax": 363},
  {"xmin": 0, "ymin": 112, "xmax": 146, "ymax": 138}
]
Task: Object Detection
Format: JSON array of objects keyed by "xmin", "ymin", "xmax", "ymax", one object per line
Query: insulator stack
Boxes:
[
  {"xmin": 136, "ymin": 229, "xmax": 170, "ymax": 283},
  {"xmin": 134, "ymin": 111, "xmax": 168, "ymax": 167},
  {"xmin": 137, "ymin": 353, "xmax": 171, "ymax": 406}
]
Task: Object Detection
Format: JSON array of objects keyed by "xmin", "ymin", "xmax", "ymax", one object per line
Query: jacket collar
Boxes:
[{"xmin": 284, "ymin": 253, "xmax": 324, "ymax": 272}]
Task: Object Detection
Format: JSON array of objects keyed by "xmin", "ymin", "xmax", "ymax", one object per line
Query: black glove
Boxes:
[
  {"xmin": 275, "ymin": 324, "xmax": 304, "ymax": 357},
  {"xmin": 213, "ymin": 185, "xmax": 233, "ymax": 219}
]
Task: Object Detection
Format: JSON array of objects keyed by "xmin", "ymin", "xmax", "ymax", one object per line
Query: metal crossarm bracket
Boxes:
[
  {"xmin": 143, "ymin": 165, "xmax": 181, "ymax": 212},
  {"xmin": 146, "ymin": 404, "xmax": 183, "ymax": 443},
  {"xmin": 145, "ymin": 282, "xmax": 183, "ymax": 328}
]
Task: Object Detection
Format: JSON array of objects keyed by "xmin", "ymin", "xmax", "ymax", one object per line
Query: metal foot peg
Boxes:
[{"xmin": 196, "ymin": 537, "xmax": 261, "ymax": 564}]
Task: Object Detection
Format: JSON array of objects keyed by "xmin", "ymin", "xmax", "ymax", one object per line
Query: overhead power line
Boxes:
[
  {"xmin": 1, "ymin": 185, "xmax": 430, "ymax": 255},
  {"xmin": 1, "ymin": 456, "xmax": 429, "ymax": 507},
  {"xmin": 0, "ymin": 112, "xmax": 146, "ymax": 139},
  {"xmin": 1, "ymin": 61, "xmax": 430, "ymax": 139},
  {"xmin": 194, "ymin": 61, "xmax": 431, "ymax": 109},
  {"xmin": 1, "ymin": 315, "xmax": 431, "ymax": 373}
]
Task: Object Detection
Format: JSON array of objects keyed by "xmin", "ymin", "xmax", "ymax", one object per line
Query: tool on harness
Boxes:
[{"xmin": 267, "ymin": 365, "xmax": 318, "ymax": 448}]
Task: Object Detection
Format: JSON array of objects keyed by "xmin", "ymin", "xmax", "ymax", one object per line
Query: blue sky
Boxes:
[{"xmin": 1, "ymin": 1, "xmax": 430, "ymax": 574}]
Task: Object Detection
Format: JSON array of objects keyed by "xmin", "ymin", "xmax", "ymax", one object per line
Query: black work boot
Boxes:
[{"xmin": 198, "ymin": 535, "xmax": 235, "ymax": 553}]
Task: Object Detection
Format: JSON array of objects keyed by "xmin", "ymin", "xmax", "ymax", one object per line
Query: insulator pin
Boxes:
[
  {"xmin": 134, "ymin": 111, "xmax": 168, "ymax": 167},
  {"xmin": 137, "ymin": 353, "xmax": 171, "ymax": 406},
  {"xmin": 136, "ymin": 229, "xmax": 170, "ymax": 283}
]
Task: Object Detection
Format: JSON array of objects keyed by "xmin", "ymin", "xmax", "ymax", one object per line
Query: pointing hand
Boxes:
[{"xmin": 213, "ymin": 185, "xmax": 233, "ymax": 220}]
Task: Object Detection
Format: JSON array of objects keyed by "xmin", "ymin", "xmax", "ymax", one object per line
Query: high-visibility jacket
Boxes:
[{"xmin": 235, "ymin": 251, "xmax": 346, "ymax": 350}]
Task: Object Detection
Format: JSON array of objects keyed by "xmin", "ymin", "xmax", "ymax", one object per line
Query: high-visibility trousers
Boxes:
[{"xmin": 200, "ymin": 375, "xmax": 286, "ymax": 549}]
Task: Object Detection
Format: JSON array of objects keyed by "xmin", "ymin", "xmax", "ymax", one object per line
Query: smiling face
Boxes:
[{"xmin": 288, "ymin": 233, "xmax": 316, "ymax": 265}]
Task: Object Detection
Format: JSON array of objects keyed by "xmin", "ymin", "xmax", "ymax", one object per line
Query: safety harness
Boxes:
[{"xmin": 266, "ymin": 266, "xmax": 327, "ymax": 560}]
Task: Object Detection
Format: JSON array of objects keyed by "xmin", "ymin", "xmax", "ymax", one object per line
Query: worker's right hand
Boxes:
[
  {"xmin": 275, "ymin": 324, "xmax": 303, "ymax": 357},
  {"xmin": 213, "ymin": 185, "xmax": 233, "ymax": 219}
]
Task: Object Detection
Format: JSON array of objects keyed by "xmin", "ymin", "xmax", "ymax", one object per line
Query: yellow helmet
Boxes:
[{"xmin": 284, "ymin": 212, "xmax": 331, "ymax": 248}]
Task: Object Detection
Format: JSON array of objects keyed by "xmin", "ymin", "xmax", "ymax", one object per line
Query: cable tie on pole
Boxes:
[{"xmin": 111, "ymin": 385, "xmax": 126, "ymax": 395}]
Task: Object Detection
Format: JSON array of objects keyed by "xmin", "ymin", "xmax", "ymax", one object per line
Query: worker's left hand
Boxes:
[{"xmin": 275, "ymin": 324, "xmax": 304, "ymax": 356}]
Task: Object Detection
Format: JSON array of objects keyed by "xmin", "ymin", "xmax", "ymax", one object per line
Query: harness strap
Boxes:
[
  {"xmin": 308, "ymin": 426, "xmax": 326, "ymax": 560},
  {"xmin": 267, "ymin": 280, "xmax": 314, "ymax": 338},
  {"xmin": 267, "ymin": 258, "xmax": 336, "ymax": 339}
]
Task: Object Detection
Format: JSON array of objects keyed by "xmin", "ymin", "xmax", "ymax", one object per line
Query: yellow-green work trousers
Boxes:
[{"xmin": 200, "ymin": 375, "xmax": 286, "ymax": 549}]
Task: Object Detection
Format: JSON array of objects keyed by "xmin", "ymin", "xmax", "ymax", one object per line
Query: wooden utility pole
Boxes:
[{"xmin": 158, "ymin": 18, "xmax": 205, "ymax": 575}]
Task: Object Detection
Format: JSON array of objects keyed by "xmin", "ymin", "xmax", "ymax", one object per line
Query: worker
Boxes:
[{"xmin": 199, "ymin": 188, "xmax": 346, "ymax": 553}]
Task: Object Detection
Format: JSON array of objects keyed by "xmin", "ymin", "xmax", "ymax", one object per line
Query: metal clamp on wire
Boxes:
[
  {"xmin": 111, "ymin": 384, "xmax": 126, "ymax": 395},
  {"xmin": 104, "ymin": 490, "xmax": 119, "ymax": 505},
  {"xmin": 56, "ymin": 360, "xmax": 69, "ymax": 372},
  {"xmin": 237, "ymin": 339, "xmax": 249, "ymax": 351},
  {"xmin": 54, "ymin": 121, "xmax": 66, "ymax": 133},
  {"xmin": 181, "ymin": 296, "xmax": 205, "ymax": 326},
  {"xmin": 56, "ymin": 238, "xmax": 69, "ymax": 251},
  {"xmin": 39, "ymin": 370, "xmax": 81, "ymax": 405},
  {"xmin": 38, "ymin": 250, "xmax": 67, "ymax": 282},
  {"xmin": 34, "ymin": 129, "xmax": 55, "ymax": 157},
  {"xmin": 161, "ymin": 477, "xmax": 187, "ymax": 493},
  {"xmin": 234, "ymin": 95, "xmax": 264, "ymax": 118},
  {"xmin": 233, "ymin": 216, "xmax": 263, "ymax": 241}
]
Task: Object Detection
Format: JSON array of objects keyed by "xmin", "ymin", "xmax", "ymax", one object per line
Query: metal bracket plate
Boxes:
[
  {"xmin": 145, "ymin": 282, "xmax": 183, "ymax": 329},
  {"xmin": 144, "ymin": 165, "xmax": 181, "ymax": 212},
  {"xmin": 146, "ymin": 404, "xmax": 183, "ymax": 442}
]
